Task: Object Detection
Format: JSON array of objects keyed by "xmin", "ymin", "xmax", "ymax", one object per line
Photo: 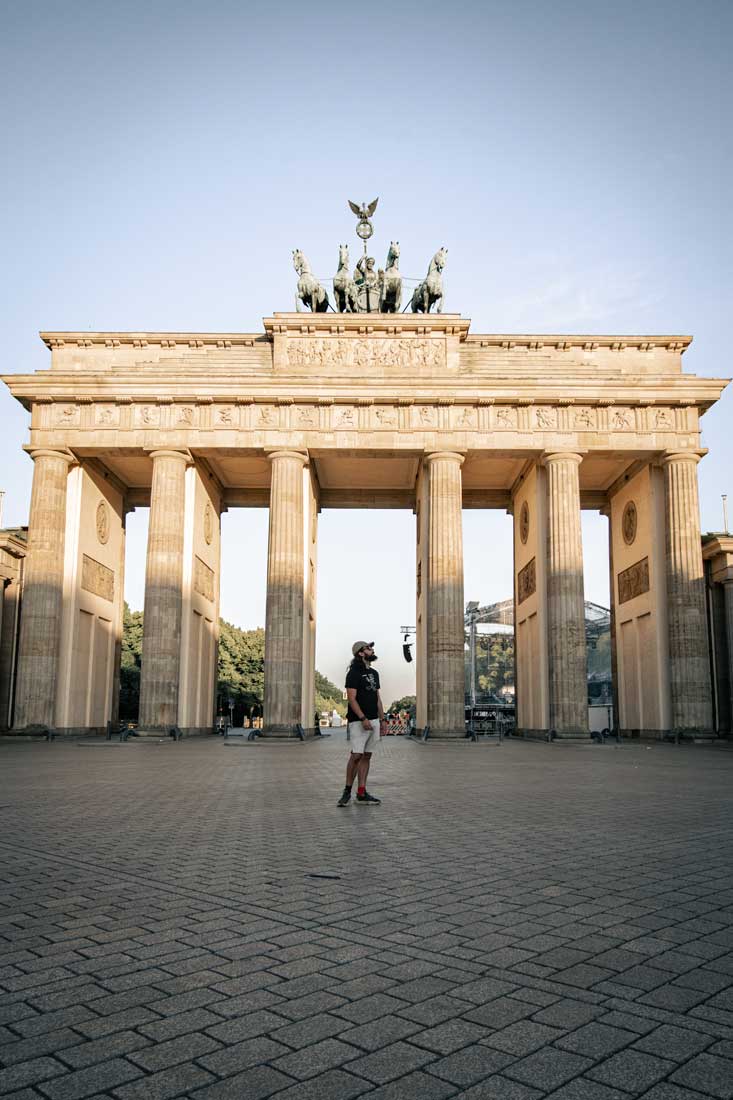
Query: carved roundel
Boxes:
[
  {"xmin": 203, "ymin": 502, "xmax": 214, "ymax": 546},
  {"xmin": 519, "ymin": 501, "xmax": 530, "ymax": 545},
  {"xmin": 622, "ymin": 500, "xmax": 637, "ymax": 546},
  {"xmin": 96, "ymin": 500, "xmax": 110, "ymax": 545}
]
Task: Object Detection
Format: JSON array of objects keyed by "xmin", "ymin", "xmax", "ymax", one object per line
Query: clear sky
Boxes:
[{"xmin": 1, "ymin": 0, "xmax": 731, "ymax": 702}]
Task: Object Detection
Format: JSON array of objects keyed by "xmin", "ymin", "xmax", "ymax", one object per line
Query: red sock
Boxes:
[{"xmin": 357, "ymin": 786, "xmax": 366, "ymax": 796}]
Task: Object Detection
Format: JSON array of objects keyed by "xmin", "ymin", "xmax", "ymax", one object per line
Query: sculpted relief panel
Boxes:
[
  {"xmin": 286, "ymin": 337, "xmax": 445, "ymax": 370},
  {"xmin": 81, "ymin": 554, "xmax": 114, "ymax": 602}
]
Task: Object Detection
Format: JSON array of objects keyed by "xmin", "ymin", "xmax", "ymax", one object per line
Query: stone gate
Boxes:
[{"xmin": 1, "ymin": 314, "xmax": 728, "ymax": 738}]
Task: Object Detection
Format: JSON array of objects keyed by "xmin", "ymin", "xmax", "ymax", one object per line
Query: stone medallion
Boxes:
[
  {"xmin": 520, "ymin": 501, "xmax": 530, "ymax": 545},
  {"xmin": 622, "ymin": 500, "xmax": 637, "ymax": 546},
  {"xmin": 203, "ymin": 502, "xmax": 214, "ymax": 545},
  {"xmin": 96, "ymin": 500, "xmax": 110, "ymax": 545}
]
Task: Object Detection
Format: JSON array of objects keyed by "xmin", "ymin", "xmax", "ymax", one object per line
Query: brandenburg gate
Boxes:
[{"xmin": 1, "ymin": 311, "xmax": 727, "ymax": 740}]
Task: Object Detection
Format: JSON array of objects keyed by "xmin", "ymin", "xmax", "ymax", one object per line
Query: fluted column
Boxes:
[
  {"xmin": 725, "ymin": 582, "xmax": 733, "ymax": 732},
  {"xmin": 263, "ymin": 450, "xmax": 307, "ymax": 735},
  {"xmin": 425, "ymin": 451, "xmax": 465, "ymax": 738},
  {"xmin": 545, "ymin": 452, "xmax": 588, "ymax": 737},
  {"xmin": 139, "ymin": 450, "xmax": 189, "ymax": 731},
  {"xmin": 14, "ymin": 449, "xmax": 74, "ymax": 729},
  {"xmin": 663, "ymin": 452, "xmax": 712, "ymax": 733}
]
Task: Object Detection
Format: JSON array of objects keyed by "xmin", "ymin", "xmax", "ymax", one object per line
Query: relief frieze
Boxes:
[
  {"xmin": 81, "ymin": 554, "xmax": 114, "ymax": 602},
  {"xmin": 55, "ymin": 403, "xmax": 80, "ymax": 426},
  {"xmin": 534, "ymin": 407, "xmax": 557, "ymax": 429},
  {"xmin": 286, "ymin": 336, "xmax": 445, "ymax": 370},
  {"xmin": 611, "ymin": 407, "xmax": 633, "ymax": 430},
  {"xmin": 494, "ymin": 406, "xmax": 517, "ymax": 429},
  {"xmin": 517, "ymin": 557, "xmax": 536, "ymax": 604},
  {"xmin": 135, "ymin": 404, "xmax": 160, "ymax": 427},
  {"xmin": 194, "ymin": 555, "xmax": 215, "ymax": 602},
  {"xmin": 574, "ymin": 407, "xmax": 595, "ymax": 429},
  {"xmin": 94, "ymin": 405, "xmax": 119, "ymax": 427},
  {"xmin": 618, "ymin": 556, "xmax": 650, "ymax": 604}
]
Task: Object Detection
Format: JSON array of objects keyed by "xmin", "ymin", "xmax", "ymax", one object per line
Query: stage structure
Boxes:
[{"xmin": 1, "ymin": 205, "xmax": 729, "ymax": 739}]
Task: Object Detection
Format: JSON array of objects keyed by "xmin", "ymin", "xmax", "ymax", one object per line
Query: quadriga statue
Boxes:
[
  {"xmin": 293, "ymin": 250, "xmax": 329, "ymax": 312},
  {"xmin": 410, "ymin": 247, "xmax": 447, "ymax": 313}
]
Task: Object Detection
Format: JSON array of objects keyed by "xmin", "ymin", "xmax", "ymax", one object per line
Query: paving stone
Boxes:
[
  {"xmin": 452, "ymin": 1078, "xmax": 543, "ymax": 1099},
  {"xmin": 126, "ymin": 1030, "xmax": 220, "ymax": 1071},
  {"xmin": 670, "ymin": 1053, "xmax": 733, "ymax": 1098},
  {"xmin": 532, "ymin": 998, "xmax": 605, "ymax": 1029},
  {"xmin": 427, "ymin": 1043, "xmax": 515, "ymax": 1086},
  {"xmin": 270, "ymin": 1035, "xmax": 363, "ymax": 1079},
  {"xmin": 639, "ymin": 1086, "xmax": 711, "ymax": 1099},
  {"xmin": 204, "ymin": 1009, "xmax": 290, "ymax": 1043},
  {"xmin": 587, "ymin": 1048, "xmax": 676, "ymax": 1091},
  {"xmin": 337, "ymin": 1013, "xmax": 421, "ymax": 1052},
  {"xmin": 188, "ymin": 1063, "xmax": 294, "ymax": 1099},
  {"xmin": 269, "ymin": 1067, "xmax": 371, "ymax": 1099},
  {"xmin": 364, "ymin": 1068, "xmax": 458, "ymax": 1099},
  {"xmin": 333, "ymin": 992, "xmax": 410, "ymax": 1024},
  {"xmin": 633, "ymin": 1024, "xmax": 712, "ymax": 1061},
  {"xmin": 197, "ymin": 1034, "xmax": 289, "ymax": 1076},
  {"xmin": 543, "ymin": 1080, "xmax": 630, "ymax": 1099},
  {"xmin": 56, "ymin": 1030, "xmax": 151, "ymax": 1069},
  {"xmin": 555, "ymin": 1021, "xmax": 637, "ymax": 1058},
  {"xmin": 504, "ymin": 1047, "xmax": 594, "ymax": 1091},
  {"xmin": 344, "ymin": 1039, "xmax": 435, "ymax": 1083},
  {"xmin": 114, "ymin": 1061, "xmax": 216, "ymax": 1099},
  {"xmin": 409, "ymin": 1018, "xmax": 486, "ymax": 1054},
  {"xmin": 136, "ymin": 1007, "xmax": 223, "ymax": 1042},
  {"xmin": 37, "ymin": 1057, "xmax": 143, "ymax": 1098},
  {"xmin": 463, "ymin": 995, "xmax": 534, "ymax": 1029},
  {"xmin": 0, "ymin": 1028, "xmax": 82, "ymax": 1066},
  {"xmin": 484, "ymin": 1019, "xmax": 565, "ymax": 1056},
  {"xmin": 0, "ymin": 1056, "xmax": 66, "ymax": 1093}
]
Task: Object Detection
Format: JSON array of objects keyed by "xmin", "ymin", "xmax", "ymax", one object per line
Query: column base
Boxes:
[
  {"xmin": 135, "ymin": 727, "xmax": 181, "ymax": 740},
  {"xmin": 553, "ymin": 730, "xmax": 591, "ymax": 741},
  {"xmin": 426, "ymin": 727, "xmax": 468, "ymax": 740},
  {"xmin": 260, "ymin": 725, "xmax": 301, "ymax": 739}
]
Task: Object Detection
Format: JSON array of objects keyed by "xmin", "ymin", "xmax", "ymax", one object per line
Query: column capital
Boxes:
[
  {"xmin": 541, "ymin": 450, "xmax": 585, "ymax": 467},
  {"xmin": 23, "ymin": 447, "xmax": 75, "ymax": 465},
  {"xmin": 660, "ymin": 450, "xmax": 705, "ymax": 468},
  {"xmin": 265, "ymin": 449, "xmax": 308, "ymax": 466},
  {"xmin": 146, "ymin": 448, "xmax": 193, "ymax": 464},
  {"xmin": 423, "ymin": 450, "xmax": 465, "ymax": 467}
]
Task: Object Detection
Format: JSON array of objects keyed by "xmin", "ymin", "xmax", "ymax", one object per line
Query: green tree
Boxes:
[
  {"xmin": 119, "ymin": 610, "xmax": 345, "ymax": 721},
  {"xmin": 315, "ymin": 669, "xmax": 346, "ymax": 718},
  {"xmin": 474, "ymin": 632, "xmax": 515, "ymax": 697},
  {"xmin": 216, "ymin": 621, "xmax": 266, "ymax": 713},
  {"xmin": 119, "ymin": 603, "xmax": 143, "ymax": 720},
  {"xmin": 388, "ymin": 694, "xmax": 416, "ymax": 717}
]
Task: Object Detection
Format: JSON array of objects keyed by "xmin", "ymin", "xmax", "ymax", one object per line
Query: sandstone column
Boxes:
[
  {"xmin": 263, "ymin": 450, "xmax": 307, "ymax": 736},
  {"xmin": 545, "ymin": 452, "xmax": 589, "ymax": 737},
  {"xmin": 725, "ymin": 581, "xmax": 733, "ymax": 732},
  {"xmin": 662, "ymin": 452, "xmax": 712, "ymax": 734},
  {"xmin": 139, "ymin": 450, "xmax": 189, "ymax": 731},
  {"xmin": 425, "ymin": 451, "xmax": 465, "ymax": 738},
  {"xmin": 13, "ymin": 449, "xmax": 74, "ymax": 729}
]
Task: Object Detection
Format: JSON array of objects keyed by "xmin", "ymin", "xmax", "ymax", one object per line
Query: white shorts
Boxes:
[{"xmin": 348, "ymin": 720, "xmax": 379, "ymax": 754}]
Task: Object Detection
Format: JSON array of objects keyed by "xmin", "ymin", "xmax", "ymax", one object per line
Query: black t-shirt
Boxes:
[{"xmin": 345, "ymin": 661, "xmax": 380, "ymax": 721}]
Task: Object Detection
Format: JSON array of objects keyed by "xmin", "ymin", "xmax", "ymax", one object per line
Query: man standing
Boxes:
[{"xmin": 337, "ymin": 641, "xmax": 384, "ymax": 806}]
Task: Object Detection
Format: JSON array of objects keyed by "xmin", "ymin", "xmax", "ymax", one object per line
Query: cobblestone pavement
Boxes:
[{"xmin": 2, "ymin": 735, "xmax": 733, "ymax": 1099}]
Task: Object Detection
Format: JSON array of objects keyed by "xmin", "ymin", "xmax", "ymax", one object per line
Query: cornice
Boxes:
[
  {"xmin": 39, "ymin": 332, "xmax": 265, "ymax": 350},
  {"xmin": 465, "ymin": 334, "xmax": 693, "ymax": 353}
]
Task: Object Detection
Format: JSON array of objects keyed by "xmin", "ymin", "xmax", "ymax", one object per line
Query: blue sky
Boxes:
[{"xmin": 1, "ymin": 0, "xmax": 731, "ymax": 700}]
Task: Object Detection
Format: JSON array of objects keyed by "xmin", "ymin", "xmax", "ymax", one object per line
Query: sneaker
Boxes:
[
  {"xmin": 356, "ymin": 791, "xmax": 381, "ymax": 805},
  {"xmin": 337, "ymin": 788, "xmax": 351, "ymax": 807}
]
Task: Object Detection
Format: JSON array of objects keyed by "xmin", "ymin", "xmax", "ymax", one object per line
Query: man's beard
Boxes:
[{"xmin": 365, "ymin": 654, "xmax": 378, "ymax": 663}]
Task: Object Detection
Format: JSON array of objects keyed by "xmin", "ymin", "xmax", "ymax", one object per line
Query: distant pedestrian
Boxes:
[{"xmin": 337, "ymin": 641, "xmax": 384, "ymax": 806}]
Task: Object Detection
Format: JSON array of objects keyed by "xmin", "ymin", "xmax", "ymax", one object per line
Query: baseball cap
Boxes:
[{"xmin": 352, "ymin": 640, "xmax": 374, "ymax": 656}]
